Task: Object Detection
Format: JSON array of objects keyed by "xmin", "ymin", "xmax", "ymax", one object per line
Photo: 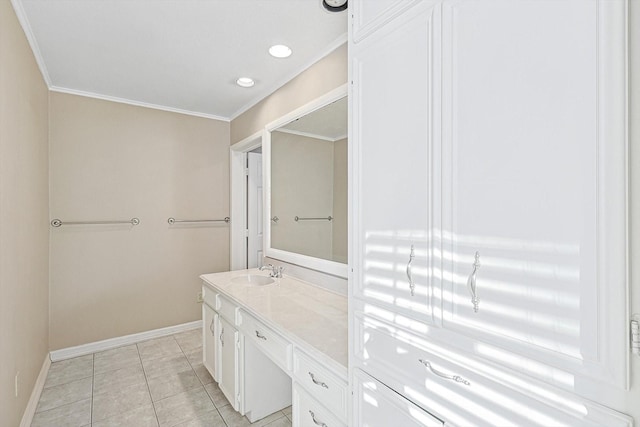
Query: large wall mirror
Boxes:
[{"xmin": 264, "ymin": 86, "xmax": 348, "ymax": 277}]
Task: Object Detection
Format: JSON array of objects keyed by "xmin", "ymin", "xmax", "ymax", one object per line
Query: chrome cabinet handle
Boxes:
[
  {"xmin": 467, "ymin": 252, "xmax": 480, "ymax": 313},
  {"xmin": 308, "ymin": 372, "xmax": 329, "ymax": 389},
  {"xmin": 309, "ymin": 410, "xmax": 327, "ymax": 427},
  {"xmin": 220, "ymin": 327, "xmax": 224, "ymax": 347},
  {"xmin": 255, "ymin": 330, "xmax": 267, "ymax": 340},
  {"xmin": 209, "ymin": 318, "xmax": 215, "ymax": 334},
  {"xmin": 406, "ymin": 245, "xmax": 415, "ymax": 296},
  {"xmin": 419, "ymin": 359, "xmax": 470, "ymax": 386}
]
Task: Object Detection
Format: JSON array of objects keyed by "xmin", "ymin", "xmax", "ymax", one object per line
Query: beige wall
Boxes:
[
  {"xmin": 49, "ymin": 93, "xmax": 230, "ymax": 350},
  {"xmin": 0, "ymin": 1, "xmax": 50, "ymax": 425},
  {"xmin": 231, "ymin": 43, "xmax": 348, "ymax": 144},
  {"xmin": 332, "ymin": 138, "xmax": 347, "ymax": 263}
]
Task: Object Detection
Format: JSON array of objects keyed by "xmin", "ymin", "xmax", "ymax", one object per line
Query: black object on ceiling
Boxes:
[{"xmin": 322, "ymin": 0, "xmax": 348, "ymax": 12}]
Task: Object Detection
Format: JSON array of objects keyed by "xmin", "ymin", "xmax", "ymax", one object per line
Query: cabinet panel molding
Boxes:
[
  {"xmin": 352, "ymin": 0, "xmax": 423, "ymax": 43},
  {"xmin": 351, "ymin": 0, "xmax": 442, "ymax": 327},
  {"xmin": 437, "ymin": 0, "xmax": 628, "ymax": 395},
  {"xmin": 353, "ymin": 312, "xmax": 632, "ymax": 427}
]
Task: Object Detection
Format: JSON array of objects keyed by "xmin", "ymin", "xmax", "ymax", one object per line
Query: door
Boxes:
[
  {"xmin": 202, "ymin": 302, "xmax": 218, "ymax": 381},
  {"xmin": 218, "ymin": 316, "xmax": 239, "ymax": 410},
  {"xmin": 247, "ymin": 152, "xmax": 263, "ymax": 268}
]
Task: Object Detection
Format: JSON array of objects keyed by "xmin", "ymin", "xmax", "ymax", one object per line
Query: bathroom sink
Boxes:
[{"xmin": 230, "ymin": 275, "xmax": 275, "ymax": 286}]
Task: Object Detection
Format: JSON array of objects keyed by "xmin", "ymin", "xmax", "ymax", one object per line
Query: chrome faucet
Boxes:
[{"xmin": 259, "ymin": 263, "xmax": 284, "ymax": 278}]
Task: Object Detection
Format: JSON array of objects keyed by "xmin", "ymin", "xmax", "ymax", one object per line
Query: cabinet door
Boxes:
[
  {"xmin": 353, "ymin": 369, "xmax": 443, "ymax": 427},
  {"xmin": 218, "ymin": 316, "xmax": 239, "ymax": 410},
  {"xmin": 293, "ymin": 383, "xmax": 347, "ymax": 427},
  {"xmin": 202, "ymin": 303, "xmax": 218, "ymax": 381},
  {"xmin": 436, "ymin": 0, "xmax": 627, "ymax": 399},
  {"xmin": 351, "ymin": 0, "xmax": 441, "ymax": 327}
]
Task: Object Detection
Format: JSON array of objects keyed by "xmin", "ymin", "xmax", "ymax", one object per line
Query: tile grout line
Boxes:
[
  {"xmin": 137, "ymin": 342, "xmax": 161, "ymax": 427},
  {"xmin": 175, "ymin": 333, "xmax": 225, "ymax": 426},
  {"xmin": 176, "ymin": 330, "xmax": 230, "ymax": 427}
]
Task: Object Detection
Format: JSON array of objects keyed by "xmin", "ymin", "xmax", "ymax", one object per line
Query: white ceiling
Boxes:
[{"xmin": 15, "ymin": 0, "xmax": 348, "ymax": 120}]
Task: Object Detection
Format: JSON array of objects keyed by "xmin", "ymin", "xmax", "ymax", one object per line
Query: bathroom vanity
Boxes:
[{"xmin": 200, "ymin": 269, "xmax": 348, "ymax": 426}]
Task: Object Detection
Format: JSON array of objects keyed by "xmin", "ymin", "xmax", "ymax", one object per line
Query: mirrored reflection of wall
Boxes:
[{"xmin": 271, "ymin": 131, "xmax": 347, "ymax": 263}]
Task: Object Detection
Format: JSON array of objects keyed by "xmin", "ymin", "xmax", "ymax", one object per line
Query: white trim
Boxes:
[
  {"xmin": 274, "ymin": 128, "xmax": 342, "ymax": 142},
  {"xmin": 229, "ymin": 34, "xmax": 348, "ymax": 120},
  {"xmin": 263, "ymin": 84, "xmax": 349, "ymax": 278},
  {"xmin": 50, "ymin": 86, "xmax": 230, "ymax": 122},
  {"xmin": 19, "ymin": 355, "xmax": 51, "ymax": 427},
  {"xmin": 10, "ymin": 0, "xmax": 52, "ymax": 86},
  {"xmin": 10, "ymin": 0, "xmax": 344, "ymax": 124},
  {"xmin": 230, "ymin": 131, "xmax": 263, "ymax": 270},
  {"xmin": 49, "ymin": 320, "xmax": 201, "ymax": 362},
  {"xmin": 265, "ymin": 85, "xmax": 348, "ymax": 131}
]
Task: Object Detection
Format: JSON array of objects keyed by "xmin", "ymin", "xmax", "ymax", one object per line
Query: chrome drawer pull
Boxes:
[
  {"xmin": 220, "ymin": 327, "xmax": 224, "ymax": 347},
  {"xmin": 255, "ymin": 330, "xmax": 267, "ymax": 340},
  {"xmin": 308, "ymin": 372, "xmax": 329, "ymax": 389},
  {"xmin": 466, "ymin": 251, "xmax": 480, "ymax": 313},
  {"xmin": 419, "ymin": 359, "xmax": 470, "ymax": 386},
  {"xmin": 406, "ymin": 244, "xmax": 415, "ymax": 296},
  {"xmin": 309, "ymin": 410, "xmax": 328, "ymax": 427},
  {"xmin": 209, "ymin": 318, "xmax": 215, "ymax": 334}
]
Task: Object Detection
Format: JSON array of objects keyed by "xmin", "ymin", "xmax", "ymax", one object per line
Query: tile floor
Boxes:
[{"xmin": 31, "ymin": 329, "xmax": 293, "ymax": 427}]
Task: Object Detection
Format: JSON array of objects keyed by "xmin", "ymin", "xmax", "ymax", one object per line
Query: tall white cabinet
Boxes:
[{"xmin": 349, "ymin": 0, "xmax": 632, "ymax": 425}]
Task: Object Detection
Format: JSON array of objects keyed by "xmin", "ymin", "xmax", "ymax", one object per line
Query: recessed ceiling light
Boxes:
[
  {"xmin": 236, "ymin": 77, "xmax": 255, "ymax": 88},
  {"xmin": 269, "ymin": 44, "xmax": 292, "ymax": 58}
]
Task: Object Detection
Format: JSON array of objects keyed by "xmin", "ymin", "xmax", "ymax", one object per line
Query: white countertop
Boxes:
[{"xmin": 200, "ymin": 269, "xmax": 348, "ymax": 377}]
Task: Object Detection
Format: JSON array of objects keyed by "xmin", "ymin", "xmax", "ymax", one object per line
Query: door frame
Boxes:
[
  {"xmin": 230, "ymin": 131, "xmax": 262, "ymax": 271},
  {"xmin": 246, "ymin": 151, "xmax": 263, "ymax": 268}
]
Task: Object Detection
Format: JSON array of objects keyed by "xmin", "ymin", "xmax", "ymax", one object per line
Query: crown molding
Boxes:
[
  {"xmin": 10, "ymin": 0, "xmax": 52, "ymax": 87},
  {"xmin": 12, "ymin": 0, "xmax": 344, "ymax": 123},
  {"xmin": 50, "ymin": 86, "xmax": 230, "ymax": 121}
]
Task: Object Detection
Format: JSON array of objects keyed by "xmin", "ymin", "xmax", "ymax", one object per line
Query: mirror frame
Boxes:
[{"xmin": 263, "ymin": 84, "xmax": 348, "ymax": 278}]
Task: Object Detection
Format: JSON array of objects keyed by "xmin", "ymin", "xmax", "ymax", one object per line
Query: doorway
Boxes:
[
  {"xmin": 230, "ymin": 132, "xmax": 262, "ymax": 270},
  {"xmin": 246, "ymin": 148, "xmax": 263, "ymax": 268}
]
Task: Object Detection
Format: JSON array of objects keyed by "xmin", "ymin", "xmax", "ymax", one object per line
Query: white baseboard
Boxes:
[
  {"xmin": 49, "ymin": 320, "xmax": 202, "ymax": 362},
  {"xmin": 19, "ymin": 354, "xmax": 51, "ymax": 427}
]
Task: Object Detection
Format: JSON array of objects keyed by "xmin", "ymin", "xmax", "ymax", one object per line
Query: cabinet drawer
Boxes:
[
  {"xmin": 293, "ymin": 383, "xmax": 346, "ymax": 427},
  {"xmin": 217, "ymin": 294, "xmax": 238, "ymax": 324},
  {"xmin": 238, "ymin": 309, "xmax": 292, "ymax": 372},
  {"xmin": 353, "ymin": 369, "xmax": 443, "ymax": 427},
  {"xmin": 353, "ymin": 313, "xmax": 632, "ymax": 427},
  {"xmin": 201, "ymin": 285, "xmax": 218, "ymax": 310},
  {"xmin": 293, "ymin": 349, "xmax": 347, "ymax": 422}
]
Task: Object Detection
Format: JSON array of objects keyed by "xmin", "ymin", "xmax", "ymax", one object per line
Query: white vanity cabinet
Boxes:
[
  {"xmin": 202, "ymin": 299, "xmax": 218, "ymax": 381},
  {"xmin": 350, "ymin": 0, "xmax": 632, "ymax": 425},
  {"xmin": 216, "ymin": 295, "xmax": 241, "ymax": 411},
  {"xmin": 292, "ymin": 349, "xmax": 348, "ymax": 421},
  {"xmin": 293, "ymin": 383, "xmax": 346, "ymax": 427},
  {"xmin": 201, "ymin": 271, "xmax": 348, "ymax": 425}
]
